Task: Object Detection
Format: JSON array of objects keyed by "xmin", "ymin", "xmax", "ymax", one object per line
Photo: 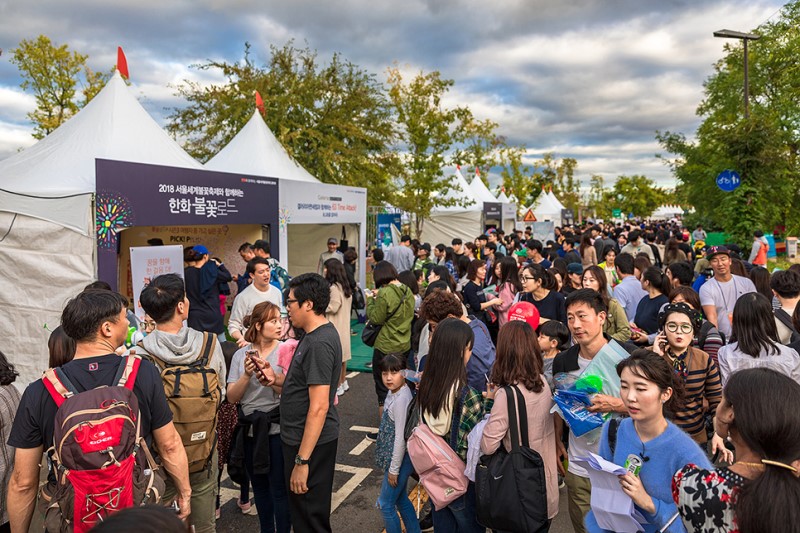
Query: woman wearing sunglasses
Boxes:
[{"xmin": 652, "ymin": 303, "xmax": 730, "ymax": 459}]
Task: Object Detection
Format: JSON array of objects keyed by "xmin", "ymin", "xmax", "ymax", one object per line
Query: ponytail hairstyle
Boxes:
[
  {"xmin": 724, "ymin": 368, "xmax": 800, "ymax": 533},
  {"xmin": 642, "ymin": 266, "xmax": 671, "ymax": 296},
  {"xmin": 243, "ymin": 301, "xmax": 282, "ymax": 344},
  {"xmin": 522, "ymin": 263, "xmax": 556, "ymax": 291}
]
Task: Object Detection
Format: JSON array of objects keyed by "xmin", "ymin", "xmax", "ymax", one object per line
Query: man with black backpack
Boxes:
[
  {"xmin": 7, "ymin": 289, "xmax": 191, "ymax": 533},
  {"xmin": 137, "ymin": 274, "xmax": 226, "ymax": 533}
]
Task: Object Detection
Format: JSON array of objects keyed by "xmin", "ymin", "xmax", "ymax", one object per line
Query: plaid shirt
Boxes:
[{"xmin": 456, "ymin": 387, "xmax": 493, "ymax": 461}]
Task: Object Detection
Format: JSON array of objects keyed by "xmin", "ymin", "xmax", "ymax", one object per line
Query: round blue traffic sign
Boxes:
[{"xmin": 716, "ymin": 170, "xmax": 741, "ymax": 192}]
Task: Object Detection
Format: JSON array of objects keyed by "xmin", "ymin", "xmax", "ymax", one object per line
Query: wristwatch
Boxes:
[{"xmin": 294, "ymin": 454, "xmax": 310, "ymax": 466}]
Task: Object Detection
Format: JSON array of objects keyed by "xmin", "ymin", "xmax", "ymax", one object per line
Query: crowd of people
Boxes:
[{"xmin": 0, "ymin": 220, "xmax": 799, "ymax": 533}]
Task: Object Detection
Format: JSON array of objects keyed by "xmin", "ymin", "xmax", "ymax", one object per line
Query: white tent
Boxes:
[
  {"xmin": 547, "ymin": 190, "xmax": 566, "ymax": 212},
  {"xmin": 469, "ymin": 175, "xmax": 498, "ymax": 204},
  {"xmin": 422, "ymin": 167, "xmax": 481, "ymax": 246},
  {"xmin": 205, "ymin": 110, "xmax": 367, "ymax": 287},
  {"xmin": 0, "ymin": 70, "xmax": 203, "ymax": 388},
  {"xmin": 496, "ymin": 190, "xmax": 517, "ymax": 233},
  {"xmin": 651, "ymin": 204, "xmax": 689, "ymax": 219},
  {"xmin": 527, "ymin": 189, "xmax": 563, "ymax": 222}
]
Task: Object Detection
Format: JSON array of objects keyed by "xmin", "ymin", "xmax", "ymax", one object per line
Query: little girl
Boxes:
[
  {"xmin": 537, "ymin": 320, "xmax": 570, "ymax": 390},
  {"xmin": 374, "ymin": 354, "xmax": 420, "ymax": 533}
]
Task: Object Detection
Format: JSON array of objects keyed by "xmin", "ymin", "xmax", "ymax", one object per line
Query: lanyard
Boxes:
[{"xmin": 714, "ymin": 277, "xmax": 738, "ymax": 312}]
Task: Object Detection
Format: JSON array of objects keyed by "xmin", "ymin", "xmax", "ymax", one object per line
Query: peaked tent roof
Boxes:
[
  {"xmin": 432, "ymin": 167, "xmax": 479, "ymax": 212},
  {"xmin": 0, "ymin": 70, "xmax": 201, "ymax": 198},
  {"xmin": 547, "ymin": 190, "xmax": 566, "ymax": 211},
  {"xmin": 528, "ymin": 189, "xmax": 562, "ymax": 218},
  {"xmin": 497, "ymin": 190, "xmax": 512, "ymax": 203},
  {"xmin": 469, "ymin": 175, "xmax": 498, "ymax": 203},
  {"xmin": 205, "ymin": 110, "xmax": 320, "ymax": 183}
]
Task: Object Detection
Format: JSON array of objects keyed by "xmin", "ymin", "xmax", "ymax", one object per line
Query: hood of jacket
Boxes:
[{"xmin": 141, "ymin": 327, "xmax": 209, "ymax": 365}]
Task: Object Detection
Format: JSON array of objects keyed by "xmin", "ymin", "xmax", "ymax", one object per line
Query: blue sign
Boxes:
[
  {"xmin": 716, "ymin": 170, "xmax": 741, "ymax": 192},
  {"xmin": 376, "ymin": 213, "xmax": 401, "ymax": 249}
]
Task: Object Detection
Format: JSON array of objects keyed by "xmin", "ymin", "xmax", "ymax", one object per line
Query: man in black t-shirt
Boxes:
[
  {"xmin": 7, "ymin": 290, "xmax": 192, "ymax": 532},
  {"xmin": 253, "ymin": 273, "xmax": 341, "ymax": 533}
]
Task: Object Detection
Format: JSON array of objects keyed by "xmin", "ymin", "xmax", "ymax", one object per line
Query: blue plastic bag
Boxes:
[{"xmin": 553, "ymin": 390, "xmax": 605, "ymax": 437}]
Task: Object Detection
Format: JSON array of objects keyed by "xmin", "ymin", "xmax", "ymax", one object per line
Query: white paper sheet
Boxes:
[{"xmin": 575, "ymin": 453, "xmax": 644, "ymax": 533}]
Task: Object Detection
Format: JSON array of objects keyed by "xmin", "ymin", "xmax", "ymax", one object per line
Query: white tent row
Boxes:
[
  {"xmin": 0, "ymin": 71, "xmax": 203, "ymax": 387},
  {"xmin": 651, "ymin": 204, "xmax": 690, "ymax": 219},
  {"xmin": 527, "ymin": 188, "xmax": 565, "ymax": 222},
  {"xmin": 421, "ymin": 167, "xmax": 482, "ymax": 246},
  {"xmin": 205, "ymin": 110, "xmax": 367, "ymax": 288}
]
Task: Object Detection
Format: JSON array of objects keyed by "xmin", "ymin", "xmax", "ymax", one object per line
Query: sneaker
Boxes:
[
  {"xmin": 365, "ymin": 432, "xmax": 378, "ymax": 442},
  {"xmin": 336, "ymin": 384, "xmax": 346, "ymax": 396},
  {"xmin": 342, "ymin": 380, "xmax": 350, "ymax": 392},
  {"xmin": 419, "ymin": 510, "xmax": 434, "ymax": 532},
  {"xmin": 237, "ymin": 499, "xmax": 257, "ymax": 515}
]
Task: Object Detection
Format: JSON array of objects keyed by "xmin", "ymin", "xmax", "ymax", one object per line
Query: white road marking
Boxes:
[
  {"xmin": 348, "ymin": 437, "xmax": 372, "ymax": 456},
  {"xmin": 331, "ymin": 463, "xmax": 372, "ymax": 513},
  {"xmin": 349, "ymin": 425, "xmax": 379, "ymax": 433},
  {"xmin": 345, "ymin": 371, "xmax": 360, "ymax": 379}
]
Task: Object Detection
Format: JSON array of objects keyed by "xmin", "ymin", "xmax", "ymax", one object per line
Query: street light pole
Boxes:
[{"xmin": 713, "ymin": 29, "xmax": 761, "ymax": 119}]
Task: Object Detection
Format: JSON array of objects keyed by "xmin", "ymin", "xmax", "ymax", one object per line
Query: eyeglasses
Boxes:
[
  {"xmin": 665, "ymin": 322, "xmax": 693, "ymax": 334},
  {"xmin": 285, "ymin": 298, "xmax": 299, "ymax": 307},
  {"xmin": 521, "ymin": 276, "xmax": 537, "ymax": 282}
]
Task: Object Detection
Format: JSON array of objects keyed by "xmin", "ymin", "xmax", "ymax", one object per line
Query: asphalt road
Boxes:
[{"xmin": 216, "ymin": 370, "xmax": 574, "ymax": 532}]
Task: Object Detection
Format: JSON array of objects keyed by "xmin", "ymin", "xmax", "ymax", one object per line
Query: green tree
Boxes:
[
  {"xmin": 451, "ymin": 116, "xmax": 506, "ymax": 184},
  {"xmin": 657, "ymin": 2, "xmax": 800, "ymax": 246},
  {"xmin": 500, "ymin": 145, "xmax": 534, "ymax": 212},
  {"xmin": 587, "ymin": 174, "xmax": 607, "ymax": 218},
  {"xmin": 11, "ymin": 35, "xmax": 109, "ymax": 138},
  {"xmin": 603, "ymin": 175, "xmax": 669, "ymax": 219},
  {"xmin": 167, "ymin": 42, "xmax": 397, "ymax": 204},
  {"xmin": 386, "ymin": 67, "xmax": 472, "ymax": 238},
  {"xmin": 531, "ymin": 153, "xmax": 580, "ymax": 213}
]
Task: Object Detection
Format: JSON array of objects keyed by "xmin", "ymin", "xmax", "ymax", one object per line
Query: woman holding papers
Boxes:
[{"xmin": 585, "ymin": 350, "xmax": 711, "ymax": 533}]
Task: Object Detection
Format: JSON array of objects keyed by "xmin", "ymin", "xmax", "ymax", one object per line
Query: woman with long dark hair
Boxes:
[
  {"xmin": 427, "ymin": 264, "xmax": 456, "ymax": 293},
  {"xmin": 493, "ymin": 256, "xmax": 522, "ymax": 327},
  {"xmin": 674, "ymin": 368, "xmax": 800, "ymax": 533},
  {"xmin": 416, "ymin": 318, "xmax": 489, "ymax": 532},
  {"xmin": 579, "ymin": 232, "xmax": 597, "ymax": 267},
  {"xmin": 585, "ymin": 350, "xmax": 711, "ymax": 533},
  {"xmin": 663, "ymin": 238, "xmax": 687, "ymax": 267},
  {"xmin": 748, "ymin": 266, "xmax": 773, "ymax": 302},
  {"xmin": 630, "ymin": 266, "xmax": 671, "ymax": 345},
  {"xmin": 582, "ymin": 265, "xmax": 631, "ymax": 342},
  {"xmin": 597, "ymin": 245, "xmax": 619, "ymax": 288},
  {"xmin": 462, "ymin": 259, "xmax": 502, "ymax": 328},
  {"xmin": 324, "ymin": 258, "xmax": 353, "ymax": 396},
  {"xmin": 519, "ymin": 263, "xmax": 567, "ymax": 325},
  {"xmin": 717, "ymin": 292, "xmax": 800, "ymax": 385},
  {"xmin": 481, "ymin": 321, "xmax": 559, "ymax": 528}
]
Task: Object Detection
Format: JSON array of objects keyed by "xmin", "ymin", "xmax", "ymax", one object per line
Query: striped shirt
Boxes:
[
  {"xmin": 0, "ymin": 384, "xmax": 22, "ymax": 525},
  {"xmin": 662, "ymin": 347, "xmax": 722, "ymax": 444}
]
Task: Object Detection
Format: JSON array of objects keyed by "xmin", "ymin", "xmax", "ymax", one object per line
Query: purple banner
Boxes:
[{"xmin": 95, "ymin": 159, "xmax": 279, "ymax": 289}]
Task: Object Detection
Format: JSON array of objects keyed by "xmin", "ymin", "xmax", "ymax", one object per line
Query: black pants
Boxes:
[
  {"xmin": 282, "ymin": 439, "xmax": 338, "ymax": 533},
  {"xmin": 372, "ymin": 348, "xmax": 411, "ymax": 406}
]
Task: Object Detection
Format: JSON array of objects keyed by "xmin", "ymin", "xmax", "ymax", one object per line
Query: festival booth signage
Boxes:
[
  {"xmin": 96, "ymin": 159, "xmax": 279, "ymax": 291},
  {"xmin": 129, "ymin": 245, "xmax": 184, "ymax": 320},
  {"xmin": 278, "ymin": 180, "xmax": 367, "ymax": 287}
]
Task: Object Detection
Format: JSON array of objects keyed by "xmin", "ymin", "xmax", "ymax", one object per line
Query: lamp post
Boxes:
[{"xmin": 713, "ymin": 29, "xmax": 761, "ymax": 118}]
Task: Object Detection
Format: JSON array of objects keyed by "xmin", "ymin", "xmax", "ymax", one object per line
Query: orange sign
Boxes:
[{"xmin": 523, "ymin": 209, "xmax": 537, "ymax": 222}]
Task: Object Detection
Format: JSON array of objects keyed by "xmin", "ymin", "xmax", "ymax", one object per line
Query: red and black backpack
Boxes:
[{"xmin": 38, "ymin": 355, "xmax": 164, "ymax": 533}]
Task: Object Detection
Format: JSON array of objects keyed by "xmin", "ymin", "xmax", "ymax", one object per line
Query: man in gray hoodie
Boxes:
[{"xmin": 138, "ymin": 273, "xmax": 226, "ymax": 533}]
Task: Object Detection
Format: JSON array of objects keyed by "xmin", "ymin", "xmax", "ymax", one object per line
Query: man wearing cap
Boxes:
[
  {"xmin": 413, "ymin": 243, "xmax": 434, "ymax": 272},
  {"xmin": 564, "ymin": 263, "xmax": 584, "ymax": 295},
  {"xmin": 700, "ymin": 245, "xmax": 756, "ymax": 338},
  {"xmin": 317, "ymin": 237, "xmax": 344, "ymax": 275}
]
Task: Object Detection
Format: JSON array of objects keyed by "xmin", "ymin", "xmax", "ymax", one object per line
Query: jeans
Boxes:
[
  {"xmin": 430, "ymin": 482, "xmax": 484, "ymax": 533},
  {"xmin": 376, "ymin": 454, "xmax": 421, "ymax": 533},
  {"xmin": 244, "ymin": 433, "xmax": 291, "ymax": 533}
]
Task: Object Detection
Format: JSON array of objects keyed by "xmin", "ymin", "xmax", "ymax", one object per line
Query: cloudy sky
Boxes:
[{"xmin": 0, "ymin": 0, "xmax": 786, "ymax": 190}]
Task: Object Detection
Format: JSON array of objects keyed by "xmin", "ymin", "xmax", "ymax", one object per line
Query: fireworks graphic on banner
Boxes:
[
  {"xmin": 96, "ymin": 192, "xmax": 134, "ymax": 248},
  {"xmin": 279, "ymin": 207, "xmax": 291, "ymax": 233}
]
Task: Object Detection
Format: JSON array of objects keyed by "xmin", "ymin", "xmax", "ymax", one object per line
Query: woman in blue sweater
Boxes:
[{"xmin": 585, "ymin": 350, "xmax": 711, "ymax": 533}]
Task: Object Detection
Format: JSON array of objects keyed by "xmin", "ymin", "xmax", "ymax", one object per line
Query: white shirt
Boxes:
[
  {"xmin": 567, "ymin": 355, "xmax": 595, "ymax": 477},
  {"xmin": 718, "ymin": 342, "xmax": 800, "ymax": 386},
  {"xmin": 228, "ymin": 283, "xmax": 284, "ymax": 337},
  {"xmin": 699, "ymin": 275, "xmax": 757, "ymax": 338}
]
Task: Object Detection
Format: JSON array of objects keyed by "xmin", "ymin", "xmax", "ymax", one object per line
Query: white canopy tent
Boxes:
[
  {"xmin": 527, "ymin": 189, "xmax": 563, "ymax": 222},
  {"xmin": 651, "ymin": 204, "xmax": 689, "ymax": 220},
  {"xmin": 422, "ymin": 167, "xmax": 481, "ymax": 246},
  {"xmin": 0, "ymin": 70, "xmax": 203, "ymax": 387},
  {"xmin": 205, "ymin": 110, "xmax": 367, "ymax": 287}
]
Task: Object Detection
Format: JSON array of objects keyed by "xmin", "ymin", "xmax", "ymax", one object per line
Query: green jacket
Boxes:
[{"xmin": 366, "ymin": 283, "xmax": 415, "ymax": 354}]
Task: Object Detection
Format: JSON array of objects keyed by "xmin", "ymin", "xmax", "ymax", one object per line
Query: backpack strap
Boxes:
[
  {"xmin": 42, "ymin": 368, "xmax": 78, "ymax": 408},
  {"xmin": 775, "ymin": 309, "xmax": 797, "ymax": 333},
  {"xmin": 608, "ymin": 418, "xmax": 620, "ymax": 456},
  {"xmin": 114, "ymin": 354, "xmax": 142, "ymax": 391},
  {"xmin": 198, "ymin": 332, "xmax": 214, "ymax": 366}
]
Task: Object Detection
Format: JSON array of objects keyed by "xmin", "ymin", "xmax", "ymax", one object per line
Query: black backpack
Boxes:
[
  {"xmin": 698, "ymin": 320, "xmax": 727, "ymax": 349},
  {"xmin": 476, "ymin": 385, "xmax": 549, "ymax": 532}
]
